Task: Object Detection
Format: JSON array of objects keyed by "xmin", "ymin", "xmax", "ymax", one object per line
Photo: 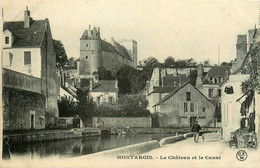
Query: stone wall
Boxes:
[
  {"xmin": 3, "ymin": 88, "xmax": 46, "ymax": 131},
  {"xmin": 92, "ymin": 117, "xmax": 152, "ymax": 128}
]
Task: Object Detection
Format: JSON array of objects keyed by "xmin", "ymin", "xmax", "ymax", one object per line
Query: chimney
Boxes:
[
  {"xmin": 89, "ymin": 79, "xmax": 93, "ymax": 91},
  {"xmin": 88, "ymin": 25, "xmax": 92, "ymax": 36},
  {"xmin": 97, "ymin": 27, "xmax": 100, "ymax": 32},
  {"xmin": 24, "ymin": 6, "xmax": 31, "ymax": 28},
  {"xmin": 236, "ymin": 35, "xmax": 247, "ymax": 61},
  {"xmin": 186, "ymin": 69, "xmax": 190, "ymax": 77},
  {"xmin": 197, "ymin": 64, "xmax": 204, "ymax": 77},
  {"xmin": 111, "ymin": 37, "xmax": 114, "ymax": 42},
  {"xmin": 115, "ymin": 79, "xmax": 118, "ymax": 89}
]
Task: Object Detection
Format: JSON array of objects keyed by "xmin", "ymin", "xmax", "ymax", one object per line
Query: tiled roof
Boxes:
[
  {"xmin": 113, "ymin": 41, "xmax": 132, "ymax": 60},
  {"xmin": 151, "ymin": 86, "xmax": 177, "ymax": 94},
  {"xmin": 163, "ymin": 74, "xmax": 190, "ymax": 86},
  {"xmin": 3, "ymin": 20, "xmax": 47, "ymax": 48},
  {"xmin": 101, "ymin": 40, "xmax": 119, "ymax": 53},
  {"xmin": 202, "ymin": 66, "xmax": 231, "ymax": 84},
  {"xmin": 206, "ymin": 66, "xmax": 231, "ymax": 78},
  {"xmin": 91, "ymin": 80, "xmax": 119, "ymax": 92}
]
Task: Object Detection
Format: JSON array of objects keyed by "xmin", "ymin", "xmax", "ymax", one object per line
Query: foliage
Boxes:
[
  {"xmin": 98, "ymin": 66, "xmax": 115, "ymax": 80},
  {"xmin": 65, "ymin": 57, "xmax": 78, "ymax": 69},
  {"xmin": 163, "ymin": 56, "xmax": 176, "ymax": 68},
  {"xmin": 94, "ymin": 95, "xmax": 150, "ymax": 117},
  {"xmin": 201, "ymin": 59, "xmax": 211, "ymax": 66},
  {"xmin": 53, "ymin": 40, "xmax": 68, "ymax": 68},
  {"xmin": 241, "ymin": 41, "xmax": 260, "ymax": 93},
  {"xmin": 58, "ymin": 97, "xmax": 78, "ymax": 117},
  {"xmin": 221, "ymin": 61, "xmax": 232, "ymax": 66},
  {"xmin": 116, "ymin": 66, "xmax": 146, "ymax": 94}
]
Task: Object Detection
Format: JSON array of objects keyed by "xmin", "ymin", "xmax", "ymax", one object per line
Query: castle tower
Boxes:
[{"xmin": 79, "ymin": 25, "xmax": 101, "ymax": 80}]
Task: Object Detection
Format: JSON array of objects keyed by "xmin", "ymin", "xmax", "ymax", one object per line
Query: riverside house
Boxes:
[
  {"xmin": 2, "ymin": 7, "xmax": 58, "ymax": 130},
  {"xmin": 153, "ymin": 82, "xmax": 215, "ymax": 128}
]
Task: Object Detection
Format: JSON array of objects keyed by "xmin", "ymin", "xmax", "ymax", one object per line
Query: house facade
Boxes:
[
  {"xmin": 79, "ymin": 25, "xmax": 137, "ymax": 79},
  {"xmin": 89, "ymin": 80, "xmax": 119, "ymax": 105},
  {"xmin": 2, "ymin": 7, "xmax": 58, "ymax": 130},
  {"xmin": 221, "ymin": 29, "xmax": 260, "ymax": 143},
  {"xmin": 153, "ymin": 83, "xmax": 215, "ymax": 128}
]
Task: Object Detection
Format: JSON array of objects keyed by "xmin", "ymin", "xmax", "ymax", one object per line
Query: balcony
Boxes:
[{"xmin": 2, "ymin": 68, "xmax": 42, "ymax": 94}]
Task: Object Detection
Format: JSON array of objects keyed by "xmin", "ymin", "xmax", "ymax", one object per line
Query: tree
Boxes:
[
  {"xmin": 98, "ymin": 67, "xmax": 115, "ymax": 80},
  {"xmin": 163, "ymin": 56, "xmax": 175, "ymax": 68},
  {"xmin": 138, "ymin": 57, "xmax": 162, "ymax": 81},
  {"xmin": 201, "ymin": 59, "xmax": 211, "ymax": 66},
  {"xmin": 65, "ymin": 57, "xmax": 78, "ymax": 69},
  {"xmin": 118, "ymin": 95, "xmax": 150, "ymax": 117},
  {"xmin": 221, "ymin": 61, "xmax": 232, "ymax": 66},
  {"xmin": 53, "ymin": 40, "xmax": 68, "ymax": 68}
]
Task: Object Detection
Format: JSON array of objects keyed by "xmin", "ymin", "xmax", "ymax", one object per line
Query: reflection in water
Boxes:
[{"xmin": 6, "ymin": 133, "xmax": 176, "ymax": 159}]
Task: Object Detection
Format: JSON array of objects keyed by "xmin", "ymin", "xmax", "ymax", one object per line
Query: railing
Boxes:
[{"xmin": 2, "ymin": 68, "xmax": 42, "ymax": 94}]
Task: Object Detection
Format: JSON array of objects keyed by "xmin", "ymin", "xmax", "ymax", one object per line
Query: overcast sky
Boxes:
[{"xmin": 2, "ymin": 0, "xmax": 259, "ymax": 65}]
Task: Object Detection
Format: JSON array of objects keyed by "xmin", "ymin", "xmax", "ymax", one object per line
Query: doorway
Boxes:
[{"xmin": 190, "ymin": 117, "xmax": 196, "ymax": 127}]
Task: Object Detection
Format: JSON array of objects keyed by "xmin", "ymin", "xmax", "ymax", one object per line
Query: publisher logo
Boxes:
[{"xmin": 236, "ymin": 150, "xmax": 248, "ymax": 161}]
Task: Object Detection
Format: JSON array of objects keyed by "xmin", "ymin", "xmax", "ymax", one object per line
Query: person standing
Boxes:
[{"xmin": 191, "ymin": 121, "xmax": 201, "ymax": 143}]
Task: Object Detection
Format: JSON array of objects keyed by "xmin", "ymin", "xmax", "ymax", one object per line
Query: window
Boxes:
[
  {"xmin": 186, "ymin": 92, "xmax": 191, "ymax": 101},
  {"xmin": 100, "ymin": 43, "xmax": 103, "ymax": 49},
  {"xmin": 218, "ymin": 89, "xmax": 221, "ymax": 97},
  {"xmin": 190, "ymin": 103, "xmax": 194, "ymax": 112},
  {"xmin": 5, "ymin": 36, "xmax": 9, "ymax": 44},
  {"xmin": 202, "ymin": 107, "xmax": 206, "ymax": 112},
  {"xmin": 92, "ymin": 50, "xmax": 94, "ymax": 55},
  {"xmin": 9, "ymin": 52, "xmax": 13, "ymax": 66},
  {"xmin": 96, "ymin": 33, "xmax": 98, "ymax": 38},
  {"xmin": 24, "ymin": 51, "xmax": 31, "ymax": 65},
  {"xmin": 86, "ymin": 43, "xmax": 88, "ymax": 48},
  {"xmin": 208, "ymin": 88, "xmax": 213, "ymax": 98},
  {"xmin": 86, "ymin": 56, "xmax": 88, "ymax": 59},
  {"xmin": 184, "ymin": 102, "xmax": 188, "ymax": 112}
]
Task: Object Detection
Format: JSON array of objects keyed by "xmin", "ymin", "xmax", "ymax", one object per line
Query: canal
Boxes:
[{"xmin": 6, "ymin": 133, "xmax": 177, "ymax": 159}]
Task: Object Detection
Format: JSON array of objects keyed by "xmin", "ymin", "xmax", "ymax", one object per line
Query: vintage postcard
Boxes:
[{"xmin": 1, "ymin": 0, "xmax": 260, "ymax": 167}]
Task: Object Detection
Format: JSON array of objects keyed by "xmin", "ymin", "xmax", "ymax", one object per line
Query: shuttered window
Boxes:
[
  {"xmin": 24, "ymin": 51, "xmax": 31, "ymax": 65},
  {"xmin": 190, "ymin": 103, "xmax": 194, "ymax": 112},
  {"xmin": 184, "ymin": 102, "xmax": 188, "ymax": 112}
]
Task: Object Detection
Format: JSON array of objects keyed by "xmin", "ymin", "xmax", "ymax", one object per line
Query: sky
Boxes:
[{"xmin": 1, "ymin": 0, "xmax": 259, "ymax": 65}]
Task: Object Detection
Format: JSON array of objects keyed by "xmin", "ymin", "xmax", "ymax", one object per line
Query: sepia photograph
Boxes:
[{"xmin": 1, "ymin": 0, "xmax": 260, "ymax": 167}]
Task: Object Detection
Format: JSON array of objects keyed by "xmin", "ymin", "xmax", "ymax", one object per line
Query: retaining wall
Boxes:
[
  {"xmin": 4, "ymin": 128, "xmax": 100, "ymax": 144},
  {"xmin": 75, "ymin": 140, "xmax": 160, "ymax": 159},
  {"xmin": 92, "ymin": 117, "xmax": 152, "ymax": 128}
]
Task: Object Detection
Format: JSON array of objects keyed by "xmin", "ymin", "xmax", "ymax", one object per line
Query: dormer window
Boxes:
[{"xmin": 5, "ymin": 37, "xmax": 9, "ymax": 44}]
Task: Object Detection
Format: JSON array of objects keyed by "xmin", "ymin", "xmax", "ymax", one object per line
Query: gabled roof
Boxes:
[
  {"xmin": 91, "ymin": 80, "xmax": 119, "ymax": 92},
  {"xmin": 153, "ymin": 82, "xmax": 212, "ymax": 107},
  {"xmin": 3, "ymin": 20, "xmax": 47, "ymax": 48}
]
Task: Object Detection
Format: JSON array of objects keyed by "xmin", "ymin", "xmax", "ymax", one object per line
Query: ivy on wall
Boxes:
[{"xmin": 241, "ymin": 41, "xmax": 260, "ymax": 94}]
